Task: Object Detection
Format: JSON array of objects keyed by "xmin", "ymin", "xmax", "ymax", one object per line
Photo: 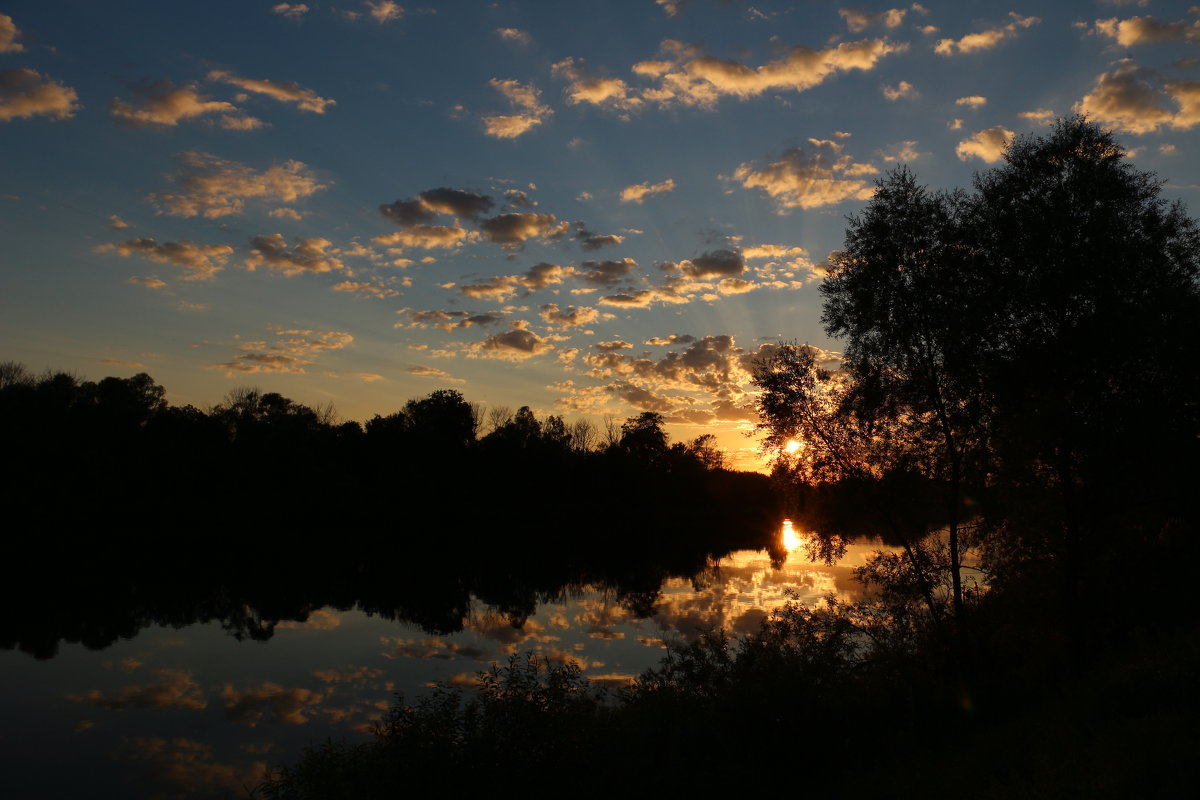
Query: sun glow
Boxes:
[
  {"xmin": 781, "ymin": 518, "xmax": 802, "ymax": 552},
  {"xmin": 784, "ymin": 440, "xmax": 801, "ymax": 454}
]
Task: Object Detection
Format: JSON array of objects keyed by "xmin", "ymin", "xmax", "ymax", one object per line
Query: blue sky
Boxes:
[{"xmin": 3, "ymin": 0, "xmax": 1199, "ymax": 468}]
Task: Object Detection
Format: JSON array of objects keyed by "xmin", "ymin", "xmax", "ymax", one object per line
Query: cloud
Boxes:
[
  {"xmin": 129, "ymin": 275, "xmax": 168, "ymax": 289},
  {"xmin": 478, "ymin": 212, "xmax": 567, "ymax": 247},
  {"xmin": 578, "ymin": 257, "xmax": 637, "ymax": 286},
  {"xmin": 0, "ymin": 68, "xmax": 80, "ymax": 121},
  {"xmin": 577, "ymin": 232, "xmax": 625, "ymax": 251},
  {"xmin": 645, "ymin": 334, "xmax": 696, "ymax": 346},
  {"xmin": 497, "ymin": 27, "xmax": 531, "ymax": 45},
  {"xmin": 483, "ymin": 78, "xmax": 552, "ymax": 139},
  {"xmin": 331, "ymin": 280, "xmax": 400, "ymax": 298},
  {"xmin": 207, "ymin": 70, "xmax": 334, "ymax": 114},
  {"xmin": 221, "ymin": 682, "xmax": 324, "ymax": 726},
  {"xmin": 407, "ymin": 365, "xmax": 464, "ymax": 383},
  {"xmin": 935, "ymin": 13, "xmax": 1040, "ymax": 55},
  {"xmin": 731, "ymin": 137, "xmax": 877, "ymax": 210},
  {"xmin": 74, "ymin": 669, "xmax": 207, "ymax": 710},
  {"xmin": 109, "ymin": 81, "xmax": 244, "ymax": 127},
  {"xmin": 148, "ymin": 152, "xmax": 327, "ymax": 218},
  {"xmin": 381, "ymin": 188, "xmax": 494, "ymax": 225},
  {"xmin": 882, "ymin": 80, "xmax": 915, "ymax": 100},
  {"xmin": 466, "ymin": 321, "xmax": 554, "ymax": 361},
  {"xmin": 0, "ymin": 13, "xmax": 24, "ymax": 53},
  {"xmin": 680, "ymin": 249, "xmax": 744, "ymax": 279},
  {"xmin": 109, "ymin": 214, "xmax": 130, "ymax": 229},
  {"xmin": 552, "ymin": 57, "xmax": 640, "ymax": 111},
  {"xmin": 312, "ymin": 666, "xmax": 383, "ymax": 685},
  {"xmin": 273, "ymin": 4, "xmax": 310, "ymax": 20},
  {"xmin": 97, "ymin": 238, "xmax": 233, "ymax": 280},
  {"xmin": 656, "ymin": 0, "xmax": 682, "ymax": 16},
  {"xmin": 1093, "ymin": 16, "xmax": 1200, "ymax": 47},
  {"xmin": 628, "ymin": 37, "xmax": 904, "ymax": 109},
  {"xmin": 955, "ymin": 95, "xmax": 987, "ymax": 108},
  {"xmin": 366, "ymin": 1, "xmax": 404, "ymax": 24},
  {"xmin": 217, "ymin": 329, "xmax": 352, "ymax": 375},
  {"xmin": 400, "ymin": 308, "xmax": 504, "ymax": 331},
  {"xmin": 879, "ymin": 140, "xmax": 922, "ymax": 162},
  {"xmin": 840, "ymin": 7, "xmax": 909, "ymax": 33},
  {"xmin": 245, "ymin": 234, "xmax": 345, "ymax": 275},
  {"xmin": 539, "ymin": 303, "xmax": 612, "ymax": 328},
  {"xmin": 374, "ymin": 225, "xmax": 472, "ymax": 249},
  {"xmin": 458, "ymin": 275, "xmax": 523, "ymax": 301},
  {"xmin": 1018, "ymin": 108, "xmax": 1056, "ymax": 124},
  {"xmin": 620, "ymin": 178, "xmax": 675, "ymax": 203},
  {"xmin": 1074, "ymin": 62, "xmax": 1200, "ymax": 134},
  {"xmin": 955, "ymin": 126, "xmax": 1014, "ymax": 163}
]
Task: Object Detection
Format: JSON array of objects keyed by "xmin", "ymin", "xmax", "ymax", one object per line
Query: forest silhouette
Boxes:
[{"xmin": 4, "ymin": 118, "xmax": 1199, "ymax": 798}]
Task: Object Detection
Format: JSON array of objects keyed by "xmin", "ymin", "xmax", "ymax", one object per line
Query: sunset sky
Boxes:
[{"xmin": 3, "ymin": 1, "xmax": 1199, "ymax": 468}]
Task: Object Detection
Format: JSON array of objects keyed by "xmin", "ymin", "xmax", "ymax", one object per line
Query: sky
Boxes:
[{"xmin": 3, "ymin": 0, "xmax": 1200, "ymax": 470}]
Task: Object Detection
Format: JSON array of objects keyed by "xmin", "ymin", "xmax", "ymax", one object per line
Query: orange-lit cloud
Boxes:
[
  {"xmin": 483, "ymin": 78, "xmax": 552, "ymax": 139},
  {"xmin": 147, "ymin": 151, "xmax": 327, "ymax": 218},
  {"xmin": 245, "ymin": 234, "xmax": 345, "ymax": 275},
  {"xmin": 731, "ymin": 137, "xmax": 877, "ymax": 210},
  {"xmin": 466, "ymin": 320, "xmax": 554, "ymax": 361},
  {"xmin": 366, "ymin": 1, "xmax": 403, "ymax": 24},
  {"xmin": 221, "ymin": 682, "xmax": 324, "ymax": 726},
  {"xmin": 118, "ymin": 737, "xmax": 267, "ymax": 800},
  {"xmin": 97, "ymin": 238, "xmax": 233, "ymax": 280},
  {"xmin": 552, "ymin": 57, "xmax": 641, "ymax": 111},
  {"xmin": 497, "ymin": 27, "xmax": 531, "ymax": 45},
  {"xmin": 74, "ymin": 669, "xmax": 207, "ymax": 710},
  {"xmin": 955, "ymin": 126, "xmax": 1013, "ymax": 162},
  {"xmin": 407, "ymin": 365, "xmax": 464, "ymax": 382},
  {"xmin": 331, "ymin": 280, "xmax": 400, "ymax": 298},
  {"xmin": 207, "ymin": 70, "xmax": 335, "ymax": 114},
  {"xmin": 620, "ymin": 178, "xmax": 675, "ymax": 203},
  {"xmin": 1093, "ymin": 16, "xmax": 1200, "ymax": 47},
  {"xmin": 0, "ymin": 13, "xmax": 24, "ymax": 53},
  {"xmin": 1075, "ymin": 62, "xmax": 1200, "ymax": 134},
  {"xmin": 479, "ymin": 212, "xmax": 568, "ymax": 247},
  {"xmin": 272, "ymin": 4, "xmax": 309, "ymax": 20},
  {"xmin": 628, "ymin": 37, "xmax": 905, "ymax": 109},
  {"xmin": 882, "ymin": 80, "xmax": 916, "ymax": 100},
  {"xmin": 0, "ymin": 68, "xmax": 79, "ymax": 121},
  {"xmin": 217, "ymin": 329, "xmax": 352, "ymax": 375},
  {"xmin": 839, "ymin": 6, "xmax": 917, "ymax": 33},
  {"xmin": 955, "ymin": 95, "xmax": 987, "ymax": 108},
  {"xmin": 539, "ymin": 303, "xmax": 612, "ymax": 329},
  {"xmin": 110, "ymin": 81, "xmax": 245, "ymax": 127},
  {"xmin": 935, "ymin": 13, "xmax": 1040, "ymax": 55}
]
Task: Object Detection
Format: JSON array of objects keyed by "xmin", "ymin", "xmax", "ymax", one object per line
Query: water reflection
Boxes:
[{"xmin": 1, "ymin": 531, "xmax": 886, "ymax": 798}]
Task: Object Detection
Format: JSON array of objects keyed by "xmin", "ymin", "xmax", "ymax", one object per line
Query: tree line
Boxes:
[{"xmin": 0, "ymin": 362, "xmax": 776, "ymax": 538}]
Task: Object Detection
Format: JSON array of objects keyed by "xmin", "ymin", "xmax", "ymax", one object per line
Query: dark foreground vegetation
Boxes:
[{"xmin": 249, "ymin": 120, "xmax": 1200, "ymax": 798}]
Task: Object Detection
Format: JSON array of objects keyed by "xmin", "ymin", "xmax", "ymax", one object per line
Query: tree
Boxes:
[{"xmin": 755, "ymin": 117, "xmax": 1200, "ymax": 655}]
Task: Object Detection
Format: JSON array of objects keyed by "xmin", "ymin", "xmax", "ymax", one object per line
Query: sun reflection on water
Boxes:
[{"xmin": 781, "ymin": 518, "xmax": 802, "ymax": 552}]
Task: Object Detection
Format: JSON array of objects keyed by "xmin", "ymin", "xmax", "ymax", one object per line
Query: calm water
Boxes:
[{"xmin": 0, "ymin": 525, "xmax": 883, "ymax": 799}]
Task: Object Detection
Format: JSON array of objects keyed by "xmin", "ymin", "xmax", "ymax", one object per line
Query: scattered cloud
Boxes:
[
  {"xmin": 839, "ymin": 7, "xmax": 910, "ymax": 33},
  {"xmin": 73, "ymin": 669, "xmax": 207, "ymax": 710},
  {"xmin": 365, "ymin": 1, "xmax": 404, "ymax": 24},
  {"xmin": 955, "ymin": 95, "xmax": 987, "ymax": 108},
  {"xmin": 497, "ymin": 27, "xmax": 531, "ymax": 45},
  {"xmin": 208, "ymin": 70, "xmax": 334, "ymax": 114},
  {"xmin": 539, "ymin": 303, "xmax": 612, "ymax": 328},
  {"xmin": 128, "ymin": 275, "xmax": 168, "ymax": 289},
  {"xmin": 1074, "ymin": 61, "xmax": 1200, "ymax": 134},
  {"xmin": 955, "ymin": 126, "xmax": 1014, "ymax": 163},
  {"xmin": 331, "ymin": 280, "xmax": 400, "ymax": 298},
  {"xmin": 407, "ymin": 365, "xmax": 464, "ymax": 382},
  {"xmin": 626, "ymin": 37, "xmax": 905, "ymax": 109},
  {"xmin": 97, "ymin": 238, "xmax": 233, "ymax": 280},
  {"xmin": 109, "ymin": 214, "xmax": 130, "ymax": 229},
  {"xmin": 478, "ymin": 212, "xmax": 568, "ymax": 247},
  {"xmin": 217, "ymin": 329, "xmax": 352, "ymax": 375},
  {"xmin": 1093, "ymin": 16, "xmax": 1200, "ymax": 47},
  {"xmin": 578, "ymin": 257, "xmax": 637, "ymax": 286},
  {"xmin": 272, "ymin": 4, "xmax": 310, "ymax": 20},
  {"xmin": 0, "ymin": 13, "xmax": 24, "ymax": 53},
  {"xmin": 245, "ymin": 234, "xmax": 345, "ymax": 275},
  {"xmin": 620, "ymin": 178, "xmax": 675, "ymax": 203},
  {"xmin": 147, "ymin": 152, "xmax": 327, "ymax": 218},
  {"xmin": 0, "ymin": 68, "xmax": 80, "ymax": 121},
  {"xmin": 483, "ymin": 78, "xmax": 552, "ymax": 139},
  {"xmin": 552, "ymin": 57, "xmax": 640, "ymax": 111},
  {"xmin": 221, "ymin": 682, "xmax": 324, "ymax": 726},
  {"xmin": 1018, "ymin": 108, "xmax": 1056, "ymax": 124},
  {"xmin": 109, "ymin": 81, "xmax": 245, "ymax": 128},
  {"xmin": 730, "ymin": 137, "xmax": 877, "ymax": 210},
  {"xmin": 882, "ymin": 80, "xmax": 915, "ymax": 100},
  {"xmin": 935, "ymin": 13, "xmax": 1040, "ymax": 56},
  {"xmin": 465, "ymin": 320, "xmax": 554, "ymax": 361}
]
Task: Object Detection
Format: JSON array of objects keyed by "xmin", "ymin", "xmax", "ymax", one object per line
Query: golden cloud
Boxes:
[{"xmin": 0, "ymin": 68, "xmax": 79, "ymax": 121}]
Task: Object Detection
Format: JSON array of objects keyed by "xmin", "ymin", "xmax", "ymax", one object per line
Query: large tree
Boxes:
[{"xmin": 756, "ymin": 117, "xmax": 1200, "ymax": 643}]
